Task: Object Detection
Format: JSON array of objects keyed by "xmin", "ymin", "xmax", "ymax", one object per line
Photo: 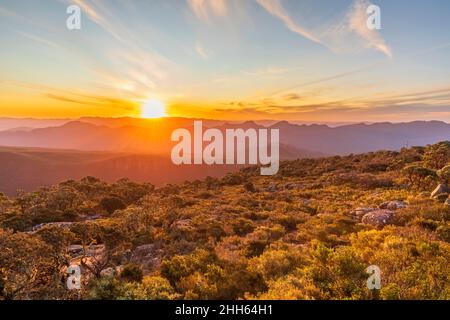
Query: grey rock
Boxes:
[
  {"xmin": 445, "ymin": 197, "xmax": 450, "ymax": 206},
  {"xmin": 131, "ymin": 244, "xmax": 163, "ymax": 273},
  {"xmin": 362, "ymin": 209, "xmax": 395, "ymax": 227},
  {"xmin": 431, "ymin": 184, "xmax": 450, "ymax": 199},
  {"xmin": 350, "ymin": 207, "xmax": 377, "ymax": 219},
  {"xmin": 30, "ymin": 221, "xmax": 74, "ymax": 232},
  {"xmin": 67, "ymin": 245, "xmax": 84, "ymax": 256},
  {"xmin": 100, "ymin": 267, "xmax": 115, "ymax": 278},
  {"xmin": 379, "ymin": 200, "xmax": 408, "ymax": 210}
]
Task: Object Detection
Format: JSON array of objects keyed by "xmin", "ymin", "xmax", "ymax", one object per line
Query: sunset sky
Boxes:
[{"xmin": 1, "ymin": 0, "xmax": 450, "ymax": 122}]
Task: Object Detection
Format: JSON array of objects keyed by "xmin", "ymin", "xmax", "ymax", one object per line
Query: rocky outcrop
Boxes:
[
  {"xmin": 445, "ymin": 197, "xmax": 450, "ymax": 206},
  {"xmin": 379, "ymin": 200, "xmax": 408, "ymax": 210},
  {"xmin": 351, "ymin": 199, "xmax": 407, "ymax": 226},
  {"xmin": 265, "ymin": 183, "xmax": 278, "ymax": 192},
  {"xmin": 130, "ymin": 244, "xmax": 164, "ymax": 274},
  {"xmin": 100, "ymin": 267, "xmax": 115, "ymax": 278},
  {"xmin": 284, "ymin": 183, "xmax": 304, "ymax": 190},
  {"xmin": 30, "ymin": 222, "xmax": 74, "ymax": 233},
  {"xmin": 350, "ymin": 207, "xmax": 377, "ymax": 219},
  {"xmin": 361, "ymin": 209, "xmax": 394, "ymax": 227},
  {"xmin": 431, "ymin": 184, "xmax": 450, "ymax": 199}
]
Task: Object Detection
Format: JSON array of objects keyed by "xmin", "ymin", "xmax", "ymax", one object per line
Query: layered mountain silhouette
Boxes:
[
  {"xmin": 0, "ymin": 118, "xmax": 449, "ymax": 155},
  {"xmin": 0, "ymin": 117, "xmax": 449, "ymax": 195}
]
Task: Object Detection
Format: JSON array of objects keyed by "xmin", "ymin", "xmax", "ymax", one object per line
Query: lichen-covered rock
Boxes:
[
  {"xmin": 431, "ymin": 184, "xmax": 450, "ymax": 199},
  {"xmin": 445, "ymin": 197, "xmax": 450, "ymax": 206},
  {"xmin": 350, "ymin": 207, "xmax": 377, "ymax": 219},
  {"xmin": 379, "ymin": 200, "xmax": 408, "ymax": 210},
  {"xmin": 362, "ymin": 209, "xmax": 394, "ymax": 227},
  {"xmin": 435, "ymin": 193, "xmax": 450, "ymax": 203},
  {"xmin": 130, "ymin": 244, "xmax": 163, "ymax": 273},
  {"xmin": 100, "ymin": 267, "xmax": 115, "ymax": 278}
]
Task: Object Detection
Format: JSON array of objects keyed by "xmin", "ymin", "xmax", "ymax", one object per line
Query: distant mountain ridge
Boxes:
[{"xmin": 0, "ymin": 118, "xmax": 449, "ymax": 155}]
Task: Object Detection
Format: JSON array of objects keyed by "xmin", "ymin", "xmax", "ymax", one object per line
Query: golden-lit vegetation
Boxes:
[{"xmin": 1, "ymin": 142, "xmax": 450, "ymax": 300}]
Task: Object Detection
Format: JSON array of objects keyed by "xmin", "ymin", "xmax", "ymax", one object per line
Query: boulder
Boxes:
[
  {"xmin": 431, "ymin": 184, "xmax": 450, "ymax": 199},
  {"xmin": 362, "ymin": 209, "xmax": 394, "ymax": 227},
  {"xmin": 67, "ymin": 245, "xmax": 84, "ymax": 256},
  {"xmin": 435, "ymin": 193, "xmax": 450, "ymax": 203},
  {"xmin": 350, "ymin": 207, "xmax": 376, "ymax": 219},
  {"xmin": 284, "ymin": 183, "xmax": 303, "ymax": 190},
  {"xmin": 100, "ymin": 267, "xmax": 115, "ymax": 278},
  {"xmin": 445, "ymin": 197, "xmax": 450, "ymax": 206},
  {"xmin": 131, "ymin": 244, "xmax": 163, "ymax": 273},
  {"xmin": 379, "ymin": 200, "xmax": 408, "ymax": 210},
  {"xmin": 30, "ymin": 221, "xmax": 74, "ymax": 233},
  {"xmin": 170, "ymin": 219, "xmax": 192, "ymax": 231}
]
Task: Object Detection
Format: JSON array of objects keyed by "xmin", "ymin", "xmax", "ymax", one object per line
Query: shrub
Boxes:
[
  {"xmin": 100, "ymin": 196, "xmax": 126, "ymax": 214},
  {"xmin": 120, "ymin": 264, "xmax": 143, "ymax": 283}
]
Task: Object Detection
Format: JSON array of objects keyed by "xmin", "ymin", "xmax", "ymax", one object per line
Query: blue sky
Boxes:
[{"xmin": 0, "ymin": 0, "xmax": 450, "ymax": 122}]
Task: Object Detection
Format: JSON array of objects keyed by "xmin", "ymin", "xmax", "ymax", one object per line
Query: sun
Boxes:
[{"xmin": 141, "ymin": 99, "xmax": 167, "ymax": 118}]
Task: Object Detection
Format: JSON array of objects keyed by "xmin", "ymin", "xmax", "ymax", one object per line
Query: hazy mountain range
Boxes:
[{"xmin": 0, "ymin": 117, "xmax": 449, "ymax": 195}]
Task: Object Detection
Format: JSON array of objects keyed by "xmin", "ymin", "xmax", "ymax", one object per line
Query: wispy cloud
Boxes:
[
  {"xmin": 69, "ymin": 0, "xmax": 179, "ymax": 96},
  {"xmin": 5, "ymin": 80, "xmax": 137, "ymax": 111},
  {"xmin": 255, "ymin": 0, "xmax": 323, "ymax": 45},
  {"xmin": 12, "ymin": 30, "xmax": 61, "ymax": 49},
  {"xmin": 243, "ymin": 66, "xmax": 290, "ymax": 76},
  {"xmin": 188, "ymin": 0, "xmax": 228, "ymax": 22},
  {"xmin": 195, "ymin": 42, "xmax": 211, "ymax": 59},
  {"xmin": 347, "ymin": 0, "xmax": 392, "ymax": 58},
  {"xmin": 255, "ymin": 0, "xmax": 391, "ymax": 58},
  {"xmin": 218, "ymin": 86, "xmax": 450, "ymax": 120}
]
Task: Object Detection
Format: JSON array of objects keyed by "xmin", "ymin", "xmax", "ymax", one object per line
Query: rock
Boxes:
[
  {"xmin": 67, "ymin": 244, "xmax": 107, "ymax": 278},
  {"xmin": 350, "ymin": 207, "xmax": 376, "ymax": 219},
  {"xmin": 100, "ymin": 267, "xmax": 115, "ymax": 278},
  {"xmin": 284, "ymin": 183, "xmax": 303, "ymax": 190},
  {"xmin": 435, "ymin": 193, "xmax": 450, "ymax": 203},
  {"xmin": 170, "ymin": 219, "xmax": 192, "ymax": 231},
  {"xmin": 445, "ymin": 197, "xmax": 450, "ymax": 206},
  {"xmin": 67, "ymin": 245, "xmax": 84, "ymax": 256},
  {"xmin": 362, "ymin": 209, "xmax": 394, "ymax": 227},
  {"xmin": 131, "ymin": 244, "xmax": 164, "ymax": 273},
  {"xmin": 379, "ymin": 200, "xmax": 408, "ymax": 210},
  {"xmin": 266, "ymin": 183, "xmax": 278, "ymax": 192},
  {"xmin": 300, "ymin": 198, "xmax": 312, "ymax": 206},
  {"xmin": 431, "ymin": 184, "xmax": 450, "ymax": 199},
  {"xmin": 30, "ymin": 221, "xmax": 74, "ymax": 233}
]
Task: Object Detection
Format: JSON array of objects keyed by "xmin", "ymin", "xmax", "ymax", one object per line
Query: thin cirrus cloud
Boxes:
[
  {"xmin": 189, "ymin": 0, "xmax": 392, "ymax": 58},
  {"xmin": 256, "ymin": 0, "xmax": 392, "ymax": 58},
  {"xmin": 255, "ymin": 0, "xmax": 323, "ymax": 45},
  {"xmin": 195, "ymin": 42, "xmax": 211, "ymax": 59},
  {"xmin": 68, "ymin": 0, "xmax": 179, "ymax": 97},
  {"xmin": 188, "ymin": 0, "xmax": 228, "ymax": 21},
  {"xmin": 346, "ymin": 0, "xmax": 392, "ymax": 57}
]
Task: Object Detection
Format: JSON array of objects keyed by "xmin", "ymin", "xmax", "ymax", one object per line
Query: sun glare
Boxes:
[{"xmin": 141, "ymin": 99, "xmax": 167, "ymax": 119}]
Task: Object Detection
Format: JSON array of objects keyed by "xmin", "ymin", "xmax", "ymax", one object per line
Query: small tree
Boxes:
[
  {"xmin": 423, "ymin": 141, "xmax": 450, "ymax": 169},
  {"xmin": 402, "ymin": 165, "xmax": 437, "ymax": 188},
  {"xmin": 120, "ymin": 264, "xmax": 143, "ymax": 283}
]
